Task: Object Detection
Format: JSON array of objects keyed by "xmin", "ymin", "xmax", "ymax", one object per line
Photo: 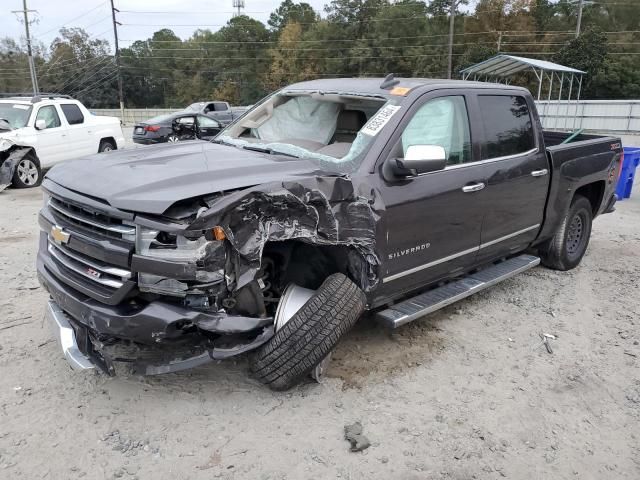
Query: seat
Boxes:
[{"xmin": 332, "ymin": 110, "xmax": 367, "ymax": 143}]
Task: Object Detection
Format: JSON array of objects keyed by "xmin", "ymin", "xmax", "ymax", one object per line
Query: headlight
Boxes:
[
  {"xmin": 136, "ymin": 227, "xmax": 212, "ymax": 262},
  {"xmin": 136, "ymin": 227, "xmax": 225, "ymax": 296},
  {"xmin": 0, "ymin": 138, "xmax": 14, "ymax": 152}
]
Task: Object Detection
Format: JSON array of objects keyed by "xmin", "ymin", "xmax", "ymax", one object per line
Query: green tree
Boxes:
[
  {"xmin": 268, "ymin": 1, "xmax": 318, "ymax": 33},
  {"xmin": 553, "ymin": 28, "xmax": 608, "ymax": 96}
]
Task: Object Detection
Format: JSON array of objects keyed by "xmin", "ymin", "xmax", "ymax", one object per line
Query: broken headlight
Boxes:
[{"xmin": 135, "ymin": 227, "xmax": 225, "ymax": 297}]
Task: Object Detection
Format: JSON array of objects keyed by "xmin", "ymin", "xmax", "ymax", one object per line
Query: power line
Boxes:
[
  {"xmin": 33, "ymin": 1, "xmax": 108, "ymax": 38},
  {"xmin": 119, "ymin": 30, "xmax": 577, "ymax": 46}
]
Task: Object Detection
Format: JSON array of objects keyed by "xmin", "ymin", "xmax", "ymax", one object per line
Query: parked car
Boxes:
[
  {"xmin": 185, "ymin": 101, "xmax": 248, "ymax": 125},
  {"xmin": 38, "ymin": 78, "xmax": 622, "ymax": 390},
  {"xmin": 132, "ymin": 112, "xmax": 223, "ymax": 145},
  {"xmin": 0, "ymin": 93, "xmax": 124, "ymax": 190}
]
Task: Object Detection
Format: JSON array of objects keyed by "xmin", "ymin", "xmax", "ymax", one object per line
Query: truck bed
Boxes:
[{"xmin": 538, "ymin": 130, "xmax": 622, "ymax": 242}]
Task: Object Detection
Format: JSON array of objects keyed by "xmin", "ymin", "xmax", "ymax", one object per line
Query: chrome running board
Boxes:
[{"xmin": 376, "ymin": 254, "xmax": 540, "ymax": 329}]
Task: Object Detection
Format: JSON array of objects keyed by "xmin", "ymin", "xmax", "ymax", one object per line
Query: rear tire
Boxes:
[
  {"xmin": 250, "ymin": 273, "xmax": 366, "ymax": 391},
  {"xmin": 540, "ymin": 195, "xmax": 593, "ymax": 271},
  {"xmin": 98, "ymin": 139, "xmax": 116, "ymax": 152},
  {"xmin": 11, "ymin": 153, "xmax": 41, "ymax": 189}
]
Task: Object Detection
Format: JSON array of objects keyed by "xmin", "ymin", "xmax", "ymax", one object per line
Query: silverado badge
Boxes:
[{"xmin": 51, "ymin": 225, "xmax": 70, "ymax": 245}]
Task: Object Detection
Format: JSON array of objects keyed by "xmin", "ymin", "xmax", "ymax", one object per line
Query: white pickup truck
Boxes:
[{"xmin": 0, "ymin": 94, "xmax": 124, "ymax": 190}]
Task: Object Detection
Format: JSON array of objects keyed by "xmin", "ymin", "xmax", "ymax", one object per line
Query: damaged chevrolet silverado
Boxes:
[{"xmin": 37, "ymin": 77, "xmax": 622, "ymax": 390}]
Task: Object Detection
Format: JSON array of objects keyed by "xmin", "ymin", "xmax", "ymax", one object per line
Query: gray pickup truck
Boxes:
[
  {"xmin": 37, "ymin": 77, "xmax": 622, "ymax": 390},
  {"xmin": 185, "ymin": 101, "xmax": 248, "ymax": 126}
]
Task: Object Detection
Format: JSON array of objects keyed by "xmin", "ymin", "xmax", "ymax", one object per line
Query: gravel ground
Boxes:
[{"xmin": 0, "ymin": 183, "xmax": 639, "ymax": 480}]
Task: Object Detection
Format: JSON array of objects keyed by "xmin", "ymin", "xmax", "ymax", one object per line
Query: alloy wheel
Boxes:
[{"xmin": 17, "ymin": 159, "xmax": 39, "ymax": 186}]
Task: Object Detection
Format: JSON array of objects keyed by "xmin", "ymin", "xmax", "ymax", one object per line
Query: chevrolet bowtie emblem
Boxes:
[{"xmin": 51, "ymin": 225, "xmax": 70, "ymax": 244}]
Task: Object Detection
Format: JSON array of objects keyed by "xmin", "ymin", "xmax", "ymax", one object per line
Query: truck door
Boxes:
[
  {"xmin": 373, "ymin": 92, "xmax": 487, "ymax": 301},
  {"xmin": 213, "ymin": 102, "xmax": 232, "ymax": 124},
  {"xmin": 32, "ymin": 104, "xmax": 69, "ymax": 168},
  {"xmin": 473, "ymin": 93, "xmax": 550, "ymax": 265},
  {"xmin": 59, "ymin": 103, "xmax": 93, "ymax": 156}
]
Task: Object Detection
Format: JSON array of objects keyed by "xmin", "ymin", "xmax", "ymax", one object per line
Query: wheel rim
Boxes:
[
  {"xmin": 168, "ymin": 135, "xmax": 179, "ymax": 143},
  {"xmin": 274, "ymin": 284, "xmax": 315, "ymax": 331},
  {"xmin": 102, "ymin": 144, "xmax": 113, "ymax": 151},
  {"xmin": 566, "ymin": 211, "xmax": 587, "ymax": 259},
  {"xmin": 17, "ymin": 159, "xmax": 38, "ymax": 185},
  {"xmin": 274, "ymin": 283, "xmax": 331, "ymax": 382}
]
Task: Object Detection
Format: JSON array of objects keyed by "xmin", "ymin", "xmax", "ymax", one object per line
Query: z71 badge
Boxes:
[{"xmin": 388, "ymin": 243, "xmax": 431, "ymax": 260}]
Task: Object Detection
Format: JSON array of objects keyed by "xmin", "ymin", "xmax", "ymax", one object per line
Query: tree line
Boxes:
[{"xmin": 1, "ymin": 0, "xmax": 639, "ymax": 108}]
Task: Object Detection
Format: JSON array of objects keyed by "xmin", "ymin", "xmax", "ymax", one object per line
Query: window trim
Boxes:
[
  {"xmin": 444, "ymin": 147, "xmax": 539, "ymax": 171},
  {"xmin": 476, "ymin": 93, "xmax": 538, "ymax": 161},
  {"xmin": 400, "ymin": 95, "xmax": 473, "ymax": 168},
  {"xmin": 35, "ymin": 105, "xmax": 62, "ymax": 129},
  {"xmin": 60, "ymin": 103, "xmax": 85, "ymax": 125}
]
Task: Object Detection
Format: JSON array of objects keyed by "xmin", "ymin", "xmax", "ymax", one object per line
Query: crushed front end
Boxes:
[{"xmin": 37, "ymin": 179, "xmax": 275, "ymax": 375}]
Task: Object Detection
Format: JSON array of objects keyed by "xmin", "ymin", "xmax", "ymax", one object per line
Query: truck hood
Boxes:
[{"xmin": 45, "ymin": 141, "xmax": 321, "ymax": 214}]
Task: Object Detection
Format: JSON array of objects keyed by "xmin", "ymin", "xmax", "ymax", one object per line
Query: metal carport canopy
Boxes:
[{"xmin": 460, "ymin": 54, "xmax": 585, "ymax": 79}]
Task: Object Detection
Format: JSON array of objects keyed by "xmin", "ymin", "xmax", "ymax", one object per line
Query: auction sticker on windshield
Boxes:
[{"xmin": 361, "ymin": 105, "xmax": 401, "ymax": 137}]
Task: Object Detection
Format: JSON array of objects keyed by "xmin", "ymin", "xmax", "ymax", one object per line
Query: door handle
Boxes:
[
  {"xmin": 462, "ymin": 182, "xmax": 485, "ymax": 193},
  {"xmin": 531, "ymin": 169, "xmax": 548, "ymax": 177}
]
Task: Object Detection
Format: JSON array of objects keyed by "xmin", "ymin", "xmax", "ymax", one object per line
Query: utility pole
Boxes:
[
  {"xmin": 447, "ymin": 0, "xmax": 456, "ymax": 79},
  {"xmin": 110, "ymin": 0, "xmax": 125, "ymax": 122},
  {"xmin": 497, "ymin": 31, "xmax": 503, "ymax": 52},
  {"xmin": 11, "ymin": 0, "xmax": 39, "ymax": 95},
  {"xmin": 575, "ymin": 0, "xmax": 584, "ymax": 38}
]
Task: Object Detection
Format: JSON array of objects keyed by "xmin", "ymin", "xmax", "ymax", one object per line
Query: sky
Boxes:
[{"xmin": 3, "ymin": 0, "xmax": 330, "ymax": 51}]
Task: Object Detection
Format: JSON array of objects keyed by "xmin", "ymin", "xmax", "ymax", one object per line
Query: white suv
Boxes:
[{"xmin": 0, "ymin": 94, "xmax": 124, "ymax": 189}]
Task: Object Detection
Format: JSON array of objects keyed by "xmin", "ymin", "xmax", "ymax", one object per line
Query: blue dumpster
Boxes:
[{"xmin": 616, "ymin": 147, "xmax": 640, "ymax": 200}]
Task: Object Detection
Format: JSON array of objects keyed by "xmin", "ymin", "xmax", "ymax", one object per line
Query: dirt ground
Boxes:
[{"xmin": 0, "ymin": 184, "xmax": 639, "ymax": 480}]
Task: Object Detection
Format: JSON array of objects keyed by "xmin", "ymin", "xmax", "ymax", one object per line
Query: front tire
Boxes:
[
  {"xmin": 250, "ymin": 273, "xmax": 366, "ymax": 391},
  {"xmin": 540, "ymin": 195, "xmax": 593, "ymax": 270},
  {"xmin": 12, "ymin": 153, "xmax": 41, "ymax": 189}
]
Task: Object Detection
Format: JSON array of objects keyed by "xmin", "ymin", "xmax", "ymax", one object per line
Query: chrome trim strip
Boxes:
[
  {"xmin": 479, "ymin": 224, "xmax": 540, "ymax": 249},
  {"xmin": 48, "ymin": 240, "xmax": 131, "ymax": 279},
  {"xmin": 48, "ymin": 200, "xmax": 135, "ymax": 235},
  {"xmin": 383, "ymin": 224, "xmax": 540, "ymax": 283},
  {"xmin": 46, "ymin": 300, "xmax": 95, "ymax": 370},
  {"xmin": 444, "ymin": 147, "xmax": 539, "ymax": 171},
  {"xmin": 383, "ymin": 245, "xmax": 479, "ymax": 283},
  {"xmin": 48, "ymin": 244, "xmax": 124, "ymax": 288}
]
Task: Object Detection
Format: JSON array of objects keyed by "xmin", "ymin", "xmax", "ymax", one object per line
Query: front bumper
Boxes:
[
  {"xmin": 38, "ymin": 241, "xmax": 274, "ymax": 375},
  {"xmin": 46, "ymin": 300, "xmax": 95, "ymax": 371}
]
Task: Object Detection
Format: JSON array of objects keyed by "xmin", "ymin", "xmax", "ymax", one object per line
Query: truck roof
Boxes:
[{"xmin": 283, "ymin": 77, "xmax": 530, "ymax": 98}]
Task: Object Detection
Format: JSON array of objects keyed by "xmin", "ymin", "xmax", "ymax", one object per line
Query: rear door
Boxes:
[
  {"xmin": 32, "ymin": 104, "xmax": 69, "ymax": 168},
  {"xmin": 59, "ymin": 103, "xmax": 93, "ymax": 156},
  {"xmin": 213, "ymin": 102, "xmax": 232, "ymax": 124},
  {"xmin": 474, "ymin": 93, "xmax": 550, "ymax": 264},
  {"xmin": 374, "ymin": 91, "xmax": 487, "ymax": 301}
]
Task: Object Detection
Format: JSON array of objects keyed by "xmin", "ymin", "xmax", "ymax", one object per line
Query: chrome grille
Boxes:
[
  {"xmin": 48, "ymin": 240, "xmax": 132, "ymax": 290},
  {"xmin": 48, "ymin": 197, "xmax": 135, "ymax": 239}
]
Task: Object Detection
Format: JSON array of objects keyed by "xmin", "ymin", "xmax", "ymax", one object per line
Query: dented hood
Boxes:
[{"xmin": 45, "ymin": 141, "xmax": 320, "ymax": 214}]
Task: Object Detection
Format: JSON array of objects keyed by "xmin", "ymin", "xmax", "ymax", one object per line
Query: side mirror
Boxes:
[
  {"xmin": 35, "ymin": 119, "xmax": 46, "ymax": 130},
  {"xmin": 388, "ymin": 145, "xmax": 447, "ymax": 177}
]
